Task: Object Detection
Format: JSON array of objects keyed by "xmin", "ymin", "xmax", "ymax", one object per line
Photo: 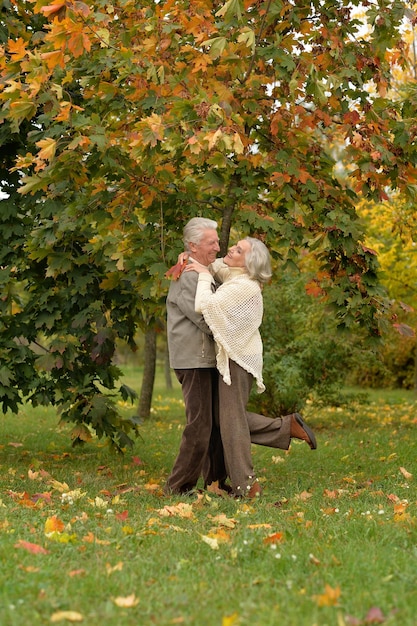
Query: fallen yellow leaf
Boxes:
[
  {"xmin": 156, "ymin": 503, "xmax": 194, "ymax": 519},
  {"xmin": 201, "ymin": 534, "xmax": 219, "ymax": 550},
  {"xmin": 113, "ymin": 593, "xmax": 139, "ymax": 608},
  {"xmin": 106, "ymin": 562, "xmax": 124, "ymax": 575},
  {"xmin": 50, "ymin": 610, "xmax": 83, "ymax": 622},
  {"xmin": 313, "ymin": 584, "xmax": 341, "ymax": 607},
  {"xmin": 209, "ymin": 514, "xmax": 238, "ymax": 528}
]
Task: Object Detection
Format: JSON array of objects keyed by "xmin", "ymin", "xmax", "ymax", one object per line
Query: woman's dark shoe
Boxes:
[{"xmin": 290, "ymin": 413, "xmax": 317, "ymax": 450}]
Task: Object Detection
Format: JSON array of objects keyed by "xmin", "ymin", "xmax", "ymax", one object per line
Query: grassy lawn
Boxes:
[{"xmin": 0, "ymin": 367, "xmax": 416, "ymax": 625}]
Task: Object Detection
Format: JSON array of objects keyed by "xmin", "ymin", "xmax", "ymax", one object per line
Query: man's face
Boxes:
[{"xmin": 189, "ymin": 229, "xmax": 220, "ymax": 266}]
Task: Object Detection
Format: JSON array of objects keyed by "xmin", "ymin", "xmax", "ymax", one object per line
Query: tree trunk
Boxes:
[
  {"xmin": 164, "ymin": 344, "xmax": 173, "ymax": 389},
  {"xmin": 219, "ymin": 198, "xmax": 234, "ymax": 255},
  {"xmin": 138, "ymin": 327, "xmax": 157, "ymax": 419}
]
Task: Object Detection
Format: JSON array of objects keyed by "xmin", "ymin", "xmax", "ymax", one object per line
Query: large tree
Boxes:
[{"xmin": 0, "ymin": 0, "xmax": 415, "ymax": 446}]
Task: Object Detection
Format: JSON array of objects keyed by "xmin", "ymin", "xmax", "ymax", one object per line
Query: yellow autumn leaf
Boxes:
[
  {"xmin": 36, "ymin": 137, "xmax": 57, "ymax": 161},
  {"xmin": 206, "ymin": 528, "xmax": 231, "ymax": 544},
  {"xmin": 201, "ymin": 534, "xmax": 219, "ymax": 550},
  {"xmin": 50, "ymin": 610, "xmax": 83, "ymax": 622},
  {"xmin": 113, "ymin": 593, "xmax": 139, "ymax": 608},
  {"xmin": 156, "ymin": 503, "xmax": 194, "ymax": 518},
  {"xmin": 313, "ymin": 584, "xmax": 341, "ymax": 607},
  {"xmin": 106, "ymin": 562, "xmax": 124, "ymax": 575},
  {"xmin": 233, "ymin": 132, "xmax": 244, "ymax": 154},
  {"xmin": 222, "ymin": 612, "xmax": 239, "ymax": 626},
  {"xmin": 204, "ymin": 128, "xmax": 222, "ymax": 150},
  {"xmin": 49, "ymin": 479, "xmax": 70, "ymax": 492},
  {"xmin": 248, "ymin": 524, "xmax": 272, "ymax": 530},
  {"xmin": 209, "ymin": 514, "xmax": 238, "ymax": 528}
]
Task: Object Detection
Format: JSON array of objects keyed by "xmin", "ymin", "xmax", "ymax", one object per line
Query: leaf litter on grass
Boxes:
[{"xmin": 1, "ymin": 396, "xmax": 417, "ymax": 625}]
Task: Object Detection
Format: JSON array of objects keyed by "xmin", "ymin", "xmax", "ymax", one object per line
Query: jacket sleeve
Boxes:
[{"xmin": 175, "ymin": 271, "xmax": 214, "ymax": 335}]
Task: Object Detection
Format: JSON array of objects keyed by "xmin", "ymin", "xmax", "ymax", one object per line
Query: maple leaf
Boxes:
[
  {"xmin": 36, "ymin": 138, "xmax": 57, "ymax": 162},
  {"xmin": 49, "ymin": 478, "xmax": 70, "ymax": 492},
  {"xmin": 399, "ymin": 466, "xmax": 412, "ymax": 480},
  {"xmin": 156, "ymin": 503, "xmax": 194, "ymax": 519},
  {"xmin": 106, "ymin": 562, "xmax": 124, "ymax": 575},
  {"xmin": 45, "ymin": 515, "xmax": 65, "ymax": 535},
  {"xmin": 14, "ymin": 539, "xmax": 49, "ymax": 554},
  {"xmin": 39, "ymin": 2, "xmax": 66, "ymax": 17},
  {"xmin": 165, "ymin": 259, "xmax": 187, "ymax": 280},
  {"xmin": 68, "ymin": 569, "xmax": 86, "ymax": 577},
  {"xmin": 263, "ymin": 532, "xmax": 284, "ymax": 545},
  {"xmin": 209, "ymin": 514, "xmax": 238, "ymax": 529},
  {"xmin": 201, "ymin": 534, "xmax": 219, "ymax": 550},
  {"xmin": 50, "ymin": 611, "xmax": 83, "ymax": 622},
  {"xmin": 313, "ymin": 584, "xmax": 341, "ymax": 607},
  {"xmin": 113, "ymin": 594, "xmax": 139, "ymax": 608},
  {"xmin": 222, "ymin": 612, "xmax": 240, "ymax": 626},
  {"xmin": 8, "ymin": 37, "xmax": 28, "ymax": 61}
]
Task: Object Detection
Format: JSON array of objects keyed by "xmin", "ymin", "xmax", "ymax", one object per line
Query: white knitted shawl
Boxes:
[{"xmin": 195, "ymin": 266, "xmax": 265, "ymax": 393}]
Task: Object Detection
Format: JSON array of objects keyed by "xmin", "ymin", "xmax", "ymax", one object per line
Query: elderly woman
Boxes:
[{"xmin": 185, "ymin": 237, "xmax": 316, "ymax": 498}]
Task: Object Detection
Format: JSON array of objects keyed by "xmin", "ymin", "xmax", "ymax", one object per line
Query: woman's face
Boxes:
[{"xmin": 224, "ymin": 239, "xmax": 251, "ymax": 268}]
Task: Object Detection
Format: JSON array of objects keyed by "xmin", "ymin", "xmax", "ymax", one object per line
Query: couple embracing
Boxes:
[{"xmin": 164, "ymin": 217, "xmax": 316, "ymax": 499}]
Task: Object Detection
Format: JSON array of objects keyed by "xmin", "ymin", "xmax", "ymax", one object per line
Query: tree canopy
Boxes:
[{"xmin": 0, "ymin": 0, "xmax": 416, "ymax": 446}]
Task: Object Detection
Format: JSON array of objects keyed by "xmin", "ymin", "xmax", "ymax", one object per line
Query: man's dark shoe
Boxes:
[{"xmin": 290, "ymin": 413, "xmax": 317, "ymax": 450}]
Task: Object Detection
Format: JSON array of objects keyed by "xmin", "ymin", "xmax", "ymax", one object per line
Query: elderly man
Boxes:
[{"xmin": 164, "ymin": 217, "xmax": 227, "ymax": 494}]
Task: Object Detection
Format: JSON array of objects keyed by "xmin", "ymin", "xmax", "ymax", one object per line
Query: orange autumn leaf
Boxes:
[
  {"xmin": 313, "ymin": 584, "xmax": 341, "ymax": 607},
  {"xmin": 14, "ymin": 539, "xmax": 49, "ymax": 554},
  {"xmin": 115, "ymin": 510, "xmax": 129, "ymax": 522},
  {"xmin": 8, "ymin": 37, "xmax": 28, "ymax": 61},
  {"xmin": 399, "ymin": 466, "xmax": 412, "ymax": 480},
  {"xmin": 393, "ymin": 502, "xmax": 408, "ymax": 515},
  {"xmin": 68, "ymin": 569, "xmax": 86, "ymax": 577},
  {"xmin": 323, "ymin": 489, "xmax": 341, "ymax": 498},
  {"xmin": 165, "ymin": 259, "xmax": 187, "ymax": 280},
  {"xmin": 45, "ymin": 515, "xmax": 65, "ymax": 535},
  {"xmin": 263, "ymin": 532, "xmax": 284, "ymax": 545},
  {"xmin": 39, "ymin": 2, "xmax": 66, "ymax": 17},
  {"xmin": 82, "ymin": 532, "xmax": 110, "ymax": 545}
]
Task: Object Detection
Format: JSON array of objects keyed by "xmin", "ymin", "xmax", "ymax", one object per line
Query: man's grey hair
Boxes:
[
  {"xmin": 244, "ymin": 237, "xmax": 272, "ymax": 284},
  {"xmin": 183, "ymin": 217, "xmax": 218, "ymax": 251}
]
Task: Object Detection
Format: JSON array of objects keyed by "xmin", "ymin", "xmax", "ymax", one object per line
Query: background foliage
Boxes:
[{"xmin": 1, "ymin": 0, "xmax": 416, "ymax": 442}]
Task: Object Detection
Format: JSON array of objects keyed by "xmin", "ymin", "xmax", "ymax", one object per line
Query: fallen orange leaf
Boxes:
[
  {"xmin": 313, "ymin": 584, "xmax": 341, "ymax": 607},
  {"xmin": 115, "ymin": 510, "xmax": 129, "ymax": 522},
  {"xmin": 263, "ymin": 532, "xmax": 284, "ymax": 545},
  {"xmin": 45, "ymin": 515, "xmax": 65, "ymax": 535},
  {"xmin": 68, "ymin": 569, "xmax": 86, "ymax": 577},
  {"xmin": 399, "ymin": 466, "xmax": 412, "ymax": 480},
  {"xmin": 14, "ymin": 540, "xmax": 48, "ymax": 554}
]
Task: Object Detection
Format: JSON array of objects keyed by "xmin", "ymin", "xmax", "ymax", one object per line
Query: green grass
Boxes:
[{"xmin": 0, "ymin": 368, "xmax": 416, "ymax": 625}]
